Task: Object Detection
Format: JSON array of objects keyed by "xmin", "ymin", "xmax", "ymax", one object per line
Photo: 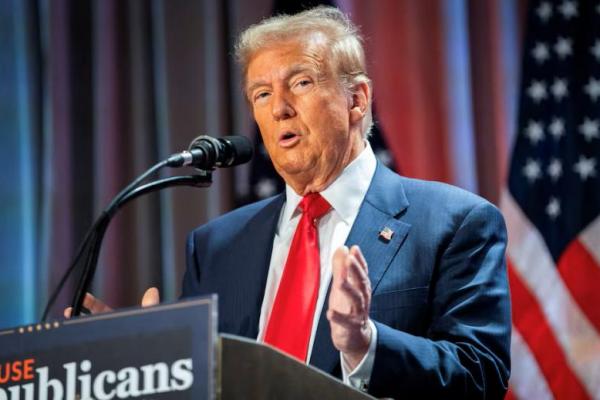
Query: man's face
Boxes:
[{"xmin": 245, "ymin": 36, "xmax": 366, "ymax": 194}]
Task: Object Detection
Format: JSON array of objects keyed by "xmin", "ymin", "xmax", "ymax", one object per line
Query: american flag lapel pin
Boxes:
[{"xmin": 379, "ymin": 226, "xmax": 394, "ymax": 242}]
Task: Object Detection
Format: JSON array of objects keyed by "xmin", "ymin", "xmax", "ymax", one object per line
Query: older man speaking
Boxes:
[
  {"xmin": 182, "ymin": 6, "xmax": 511, "ymax": 399},
  {"xmin": 77, "ymin": 6, "xmax": 511, "ymax": 399}
]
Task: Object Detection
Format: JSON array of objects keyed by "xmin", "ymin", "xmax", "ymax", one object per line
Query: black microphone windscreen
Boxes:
[{"xmin": 220, "ymin": 135, "xmax": 254, "ymax": 166}]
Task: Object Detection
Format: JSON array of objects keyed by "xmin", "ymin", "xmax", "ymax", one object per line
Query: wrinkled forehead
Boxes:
[{"xmin": 243, "ymin": 31, "xmax": 333, "ymax": 84}]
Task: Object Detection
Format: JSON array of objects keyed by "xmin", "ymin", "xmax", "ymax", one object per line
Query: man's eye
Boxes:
[
  {"xmin": 292, "ymin": 79, "xmax": 313, "ymax": 93},
  {"xmin": 254, "ymin": 92, "xmax": 270, "ymax": 102}
]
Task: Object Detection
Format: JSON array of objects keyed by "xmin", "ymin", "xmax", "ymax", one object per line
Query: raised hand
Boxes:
[{"xmin": 327, "ymin": 245, "xmax": 372, "ymax": 370}]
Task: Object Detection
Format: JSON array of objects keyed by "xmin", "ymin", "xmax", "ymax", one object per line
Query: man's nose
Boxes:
[{"xmin": 271, "ymin": 91, "xmax": 295, "ymax": 120}]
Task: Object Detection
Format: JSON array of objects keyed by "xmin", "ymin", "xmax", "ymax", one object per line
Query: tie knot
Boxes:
[{"xmin": 299, "ymin": 193, "xmax": 331, "ymax": 220}]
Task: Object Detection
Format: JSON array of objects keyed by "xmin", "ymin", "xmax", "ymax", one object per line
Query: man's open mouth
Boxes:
[{"xmin": 279, "ymin": 131, "xmax": 301, "ymax": 147}]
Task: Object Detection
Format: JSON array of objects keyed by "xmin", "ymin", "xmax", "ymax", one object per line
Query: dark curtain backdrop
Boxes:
[{"xmin": 0, "ymin": 0, "xmax": 527, "ymax": 326}]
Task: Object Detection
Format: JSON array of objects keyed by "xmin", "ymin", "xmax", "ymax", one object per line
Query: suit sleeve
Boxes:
[
  {"xmin": 181, "ymin": 230, "xmax": 202, "ymax": 298},
  {"xmin": 368, "ymin": 201, "xmax": 511, "ymax": 399}
]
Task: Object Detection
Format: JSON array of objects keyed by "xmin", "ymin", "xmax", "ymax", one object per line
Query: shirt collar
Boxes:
[{"xmin": 280, "ymin": 142, "xmax": 377, "ymax": 226}]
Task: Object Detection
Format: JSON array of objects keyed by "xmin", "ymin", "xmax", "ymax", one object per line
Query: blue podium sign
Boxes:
[{"xmin": 0, "ymin": 296, "xmax": 217, "ymax": 400}]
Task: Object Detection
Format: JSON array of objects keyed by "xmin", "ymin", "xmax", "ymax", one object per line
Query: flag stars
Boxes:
[
  {"xmin": 523, "ymin": 159, "xmax": 543, "ymax": 182},
  {"xmin": 545, "ymin": 197, "xmax": 561, "ymax": 220},
  {"xmin": 525, "ymin": 120, "xmax": 545, "ymax": 144},
  {"xmin": 584, "ymin": 78, "xmax": 600, "ymax": 101},
  {"xmin": 591, "ymin": 40, "xmax": 600, "ymax": 62},
  {"xmin": 573, "ymin": 156, "xmax": 596, "ymax": 180},
  {"xmin": 547, "ymin": 158, "xmax": 563, "ymax": 181},
  {"xmin": 549, "ymin": 118, "xmax": 565, "ymax": 140},
  {"xmin": 551, "ymin": 78, "xmax": 568, "ymax": 100},
  {"xmin": 536, "ymin": 2, "xmax": 553, "ymax": 22},
  {"xmin": 532, "ymin": 42, "xmax": 550, "ymax": 63},
  {"xmin": 558, "ymin": 1, "xmax": 578, "ymax": 19},
  {"xmin": 554, "ymin": 37, "xmax": 573, "ymax": 59},
  {"xmin": 527, "ymin": 81, "xmax": 548, "ymax": 102},
  {"xmin": 578, "ymin": 118, "xmax": 599, "ymax": 141}
]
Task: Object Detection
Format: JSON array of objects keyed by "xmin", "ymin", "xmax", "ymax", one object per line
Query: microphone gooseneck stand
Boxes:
[
  {"xmin": 41, "ymin": 168, "xmax": 212, "ymax": 322},
  {"xmin": 41, "ymin": 134, "xmax": 253, "ymax": 322},
  {"xmin": 69, "ymin": 173, "xmax": 212, "ymax": 318}
]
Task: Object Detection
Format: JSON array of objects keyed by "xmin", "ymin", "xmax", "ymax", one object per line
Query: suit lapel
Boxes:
[
  {"xmin": 345, "ymin": 165, "xmax": 411, "ymax": 293},
  {"xmin": 310, "ymin": 163, "xmax": 411, "ymax": 373},
  {"xmin": 234, "ymin": 193, "xmax": 285, "ymax": 339}
]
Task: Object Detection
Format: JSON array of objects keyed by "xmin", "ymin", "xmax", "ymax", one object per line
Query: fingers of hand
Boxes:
[
  {"xmin": 141, "ymin": 287, "xmax": 160, "ymax": 307},
  {"xmin": 327, "ymin": 308, "xmax": 367, "ymax": 329},
  {"xmin": 83, "ymin": 292, "xmax": 113, "ymax": 314},
  {"xmin": 333, "ymin": 245, "xmax": 369, "ymax": 286},
  {"xmin": 345, "ymin": 252, "xmax": 371, "ymax": 304},
  {"xmin": 349, "ymin": 245, "xmax": 368, "ymax": 274},
  {"xmin": 332, "ymin": 246, "xmax": 350, "ymax": 285},
  {"xmin": 64, "ymin": 287, "xmax": 158, "ymax": 318},
  {"xmin": 340, "ymin": 277, "xmax": 366, "ymax": 311},
  {"xmin": 329, "ymin": 248, "xmax": 371, "ymax": 319},
  {"xmin": 63, "ymin": 292, "xmax": 111, "ymax": 318}
]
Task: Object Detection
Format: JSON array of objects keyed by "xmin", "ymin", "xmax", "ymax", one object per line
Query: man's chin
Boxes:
[
  {"xmin": 275, "ymin": 163, "xmax": 316, "ymax": 189},
  {"xmin": 274, "ymin": 159, "xmax": 311, "ymax": 177},
  {"xmin": 278, "ymin": 168, "xmax": 340, "ymax": 195}
]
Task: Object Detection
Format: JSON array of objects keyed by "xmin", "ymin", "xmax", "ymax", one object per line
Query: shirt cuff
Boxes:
[{"xmin": 340, "ymin": 319, "xmax": 377, "ymax": 392}]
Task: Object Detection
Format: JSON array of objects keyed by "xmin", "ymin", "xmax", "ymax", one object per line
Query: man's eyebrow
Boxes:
[
  {"xmin": 246, "ymin": 63, "xmax": 319, "ymax": 95},
  {"xmin": 246, "ymin": 80, "xmax": 269, "ymax": 96},
  {"xmin": 285, "ymin": 63, "xmax": 318, "ymax": 79}
]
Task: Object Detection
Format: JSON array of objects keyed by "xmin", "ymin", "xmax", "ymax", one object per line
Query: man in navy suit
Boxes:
[
  {"xmin": 77, "ymin": 6, "xmax": 511, "ymax": 398},
  {"xmin": 182, "ymin": 6, "xmax": 511, "ymax": 399}
]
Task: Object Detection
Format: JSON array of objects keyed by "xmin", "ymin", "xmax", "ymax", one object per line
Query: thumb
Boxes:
[{"xmin": 141, "ymin": 287, "xmax": 160, "ymax": 307}]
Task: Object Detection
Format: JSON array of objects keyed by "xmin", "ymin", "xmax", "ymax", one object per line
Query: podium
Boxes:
[
  {"xmin": 219, "ymin": 334, "xmax": 373, "ymax": 399},
  {"xmin": 0, "ymin": 297, "xmax": 374, "ymax": 399}
]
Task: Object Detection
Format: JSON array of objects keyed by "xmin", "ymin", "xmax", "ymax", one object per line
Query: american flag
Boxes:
[{"xmin": 502, "ymin": 1, "xmax": 600, "ymax": 399}]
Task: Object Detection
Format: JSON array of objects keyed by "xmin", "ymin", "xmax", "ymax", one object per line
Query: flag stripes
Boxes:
[
  {"xmin": 508, "ymin": 260, "xmax": 590, "ymax": 399},
  {"xmin": 509, "ymin": 329, "xmax": 553, "ymax": 400},
  {"xmin": 504, "ymin": 188, "xmax": 600, "ymax": 398},
  {"xmin": 558, "ymin": 239, "xmax": 600, "ymax": 333},
  {"xmin": 580, "ymin": 217, "xmax": 600, "ymax": 262}
]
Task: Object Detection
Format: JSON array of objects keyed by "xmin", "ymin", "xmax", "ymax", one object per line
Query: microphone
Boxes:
[
  {"xmin": 46, "ymin": 135, "xmax": 252, "ymax": 320},
  {"xmin": 167, "ymin": 135, "xmax": 253, "ymax": 169}
]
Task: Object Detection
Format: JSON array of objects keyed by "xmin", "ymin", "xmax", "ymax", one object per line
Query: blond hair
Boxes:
[{"xmin": 235, "ymin": 6, "xmax": 373, "ymax": 137}]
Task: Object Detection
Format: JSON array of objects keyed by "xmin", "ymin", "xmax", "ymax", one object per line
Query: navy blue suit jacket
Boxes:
[{"xmin": 182, "ymin": 163, "xmax": 511, "ymax": 399}]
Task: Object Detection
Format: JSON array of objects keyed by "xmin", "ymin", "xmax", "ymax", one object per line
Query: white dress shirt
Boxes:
[{"xmin": 257, "ymin": 143, "xmax": 378, "ymax": 390}]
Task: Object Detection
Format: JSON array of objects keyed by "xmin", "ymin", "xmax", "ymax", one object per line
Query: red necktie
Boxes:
[{"xmin": 264, "ymin": 193, "xmax": 331, "ymax": 361}]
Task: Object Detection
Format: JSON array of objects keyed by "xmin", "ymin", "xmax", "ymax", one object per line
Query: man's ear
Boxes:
[{"xmin": 349, "ymin": 81, "xmax": 370, "ymax": 125}]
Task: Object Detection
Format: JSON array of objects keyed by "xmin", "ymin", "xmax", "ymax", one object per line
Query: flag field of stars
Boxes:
[{"xmin": 509, "ymin": 0, "xmax": 600, "ymax": 262}]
